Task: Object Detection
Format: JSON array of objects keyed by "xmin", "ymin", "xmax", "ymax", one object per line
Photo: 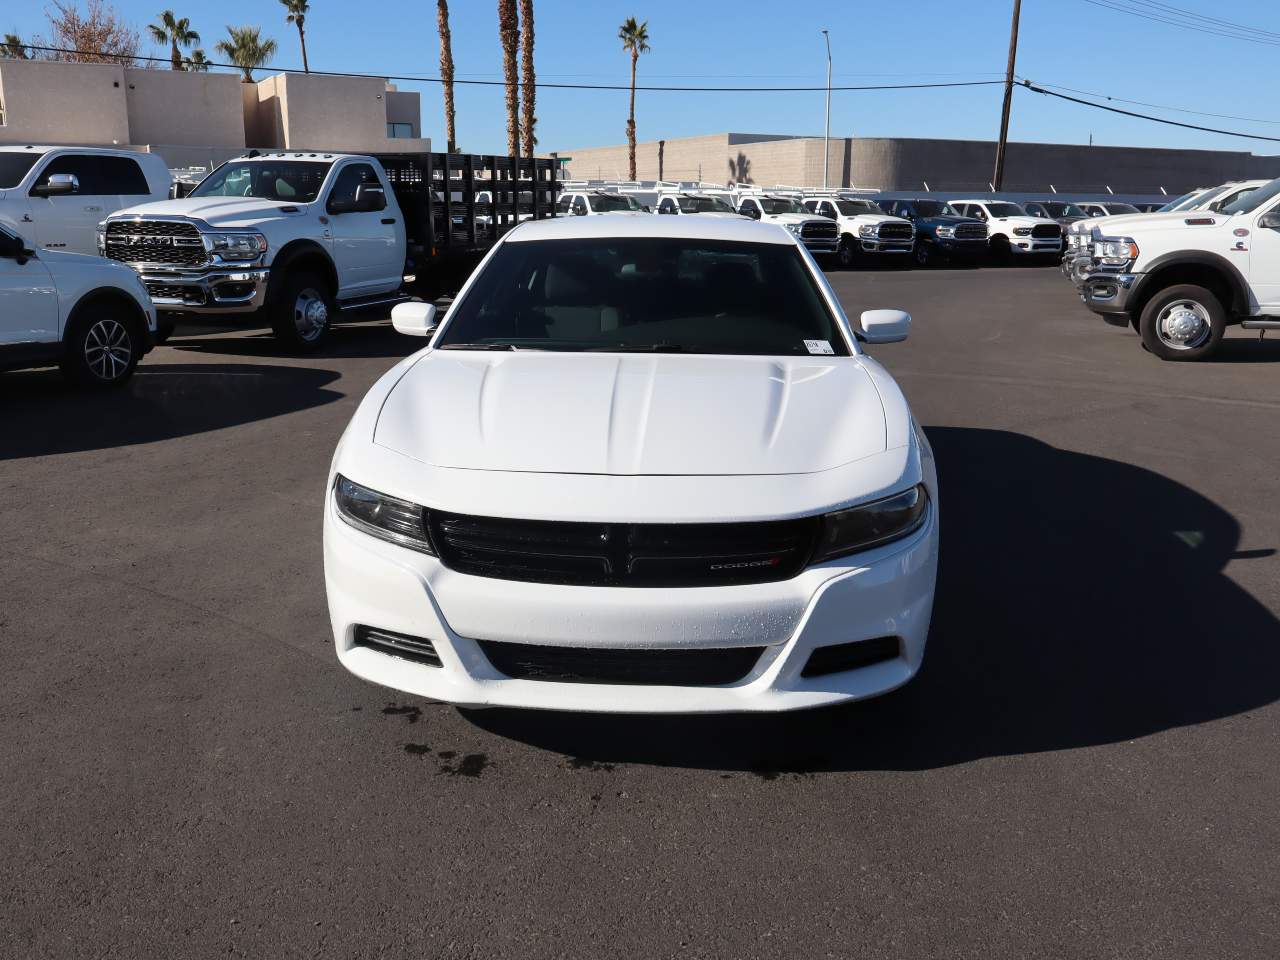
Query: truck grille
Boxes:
[
  {"xmin": 800, "ymin": 220, "xmax": 838, "ymax": 240},
  {"xmin": 955, "ymin": 223, "xmax": 988, "ymax": 240},
  {"xmin": 104, "ymin": 220, "xmax": 206, "ymax": 267},
  {"xmin": 877, "ymin": 222, "xmax": 914, "ymax": 241},
  {"xmin": 475, "ymin": 639, "xmax": 764, "ymax": 686},
  {"xmin": 1032, "ymin": 223, "xmax": 1062, "ymax": 239},
  {"xmin": 428, "ymin": 511, "xmax": 820, "ymax": 588}
]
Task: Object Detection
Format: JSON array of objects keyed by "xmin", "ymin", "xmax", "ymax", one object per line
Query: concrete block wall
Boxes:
[
  {"xmin": 0, "ymin": 59, "xmax": 130, "ymax": 146},
  {"xmin": 124, "ymin": 68, "xmax": 245, "ymax": 149}
]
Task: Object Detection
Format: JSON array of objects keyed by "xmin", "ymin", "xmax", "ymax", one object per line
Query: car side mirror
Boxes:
[
  {"xmin": 1259, "ymin": 210, "xmax": 1280, "ymax": 229},
  {"xmin": 392, "ymin": 301, "xmax": 438, "ymax": 337},
  {"xmin": 33, "ymin": 173, "xmax": 79, "ymax": 197},
  {"xmin": 857, "ymin": 309, "xmax": 911, "ymax": 344}
]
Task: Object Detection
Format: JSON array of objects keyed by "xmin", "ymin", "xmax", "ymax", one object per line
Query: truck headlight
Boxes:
[
  {"xmin": 935, "ymin": 226, "xmax": 955, "ymax": 238},
  {"xmin": 785, "ymin": 223, "xmax": 804, "ymax": 235},
  {"xmin": 1013, "ymin": 226, "xmax": 1033, "ymax": 236},
  {"xmin": 96, "ymin": 228, "xmax": 106, "ymax": 255},
  {"xmin": 811, "ymin": 485, "xmax": 929, "ymax": 564},
  {"xmin": 333, "ymin": 475, "xmax": 436, "ymax": 555},
  {"xmin": 1093, "ymin": 237, "xmax": 1139, "ymax": 265},
  {"xmin": 203, "ymin": 232, "xmax": 268, "ymax": 259},
  {"xmin": 858, "ymin": 224, "xmax": 877, "ymax": 238}
]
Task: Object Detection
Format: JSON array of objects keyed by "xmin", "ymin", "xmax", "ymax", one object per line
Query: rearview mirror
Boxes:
[
  {"xmin": 392, "ymin": 300, "xmax": 437, "ymax": 337},
  {"xmin": 858, "ymin": 309, "xmax": 911, "ymax": 344},
  {"xmin": 33, "ymin": 173, "xmax": 79, "ymax": 197}
]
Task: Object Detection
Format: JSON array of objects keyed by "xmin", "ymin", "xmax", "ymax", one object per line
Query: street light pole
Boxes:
[{"xmin": 822, "ymin": 29, "xmax": 832, "ymax": 190}]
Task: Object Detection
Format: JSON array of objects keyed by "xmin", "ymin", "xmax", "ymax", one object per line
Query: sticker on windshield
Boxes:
[{"xmin": 804, "ymin": 339, "xmax": 835, "ymax": 355}]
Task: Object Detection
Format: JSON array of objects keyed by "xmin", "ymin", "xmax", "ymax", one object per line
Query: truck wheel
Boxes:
[
  {"xmin": 60, "ymin": 302, "xmax": 142, "ymax": 388},
  {"xmin": 1138, "ymin": 284, "xmax": 1225, "ymax": 361},
  {"xmin": 836, "ymin": 237, "xmax": 858, "ymax": 269},
  {"xmin": 990, "ymin": 236, "xmax": 1011, "ymax": 264},
  {"xmin": 270, "ymin": 270, "xmax": 333, "ymax": 351},
  {"xmin": 913, "ymin": 242, "xmax": 933, "ymax": 267}
]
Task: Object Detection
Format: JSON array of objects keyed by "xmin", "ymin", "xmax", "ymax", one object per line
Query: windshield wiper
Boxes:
[
  {"xmin": 437, "ymin": 342, "xmax": 517, "ymax": 351},
  {"xmin": 585, "ymin": 343, "xmax": 685, "ymax": 353}
]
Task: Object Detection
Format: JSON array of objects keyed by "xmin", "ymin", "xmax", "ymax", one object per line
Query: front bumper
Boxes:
[
  {"xmin": 1079, "ymin": 269, "xmax": 1141, "ymax": 322},
  {"xmin": 802, "ymin": 239, "xmax": 840, "ymax": 254},
  {"xmin": 1007, "ymin": 238, "xmax": 1063, "ymax": 255},
  {"xmin": 933, "ymin": 237, "xmax": 988, "ymax": 256},
  {"xmin": 860, "ymin": 238, "xmax": 914, "ymax": 254},
  {"xmin": 323, "ymin": 494, "xmax": 939, "ymax": 714},
  {"xmin": 140, "ymin": 267, "xmax": 270, "ymax": 315}
]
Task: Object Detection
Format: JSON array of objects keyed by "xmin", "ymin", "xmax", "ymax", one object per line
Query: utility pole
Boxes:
[
  {"xmin": 992, "ymin": 0, "xmax": 1022, "ymax": 192},
  {"xmin": 822, "ymin": 29, "xmax": 832, "ymax": 190}
]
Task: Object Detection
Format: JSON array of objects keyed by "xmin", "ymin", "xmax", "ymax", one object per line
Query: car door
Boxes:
[
  {"xmin": 1245, "ymin": 199, "xmax": 1280, "ymax": 309},
  {"xmin": 27, "ymin": 153, "xmax": 120, "ymax": 255},
  {"xmin": 0, "ymin": 224, "xmax": 58, "ymax": 347},
  {"xmin": 325, "ymin": 161, "xmax": 400, "ymax": 297}
]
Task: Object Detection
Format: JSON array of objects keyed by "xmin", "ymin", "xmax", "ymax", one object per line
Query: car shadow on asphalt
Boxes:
[
  {"xmin": 0, "ymin": 363, "xmax": 344, "ymax": 460},
  {"xmin": 168, "ymin": 318, "xmax": 420, "ymax": 361},
  {"xmin": 1203, "ymin": 336, "xmax": 1280, "ymax": 363},
  {"xmin": 462, "ymin": 427, "xmax": 1280, "ymax": 773}
]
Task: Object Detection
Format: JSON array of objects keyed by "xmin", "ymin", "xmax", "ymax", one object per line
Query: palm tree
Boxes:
[
  {"xmin": 184, "ymin": 48, "xmax": 210, "ymax": 71},
  {"xmin": 215, "ymin": 25, "xmax": 277, "ymax": 82},
  {"xmin": 1, "ymin": 33, "xmax": 29, "ymax": 59},
  {"xmin": 519, "ymin": 0, "xmax": 536, "ymax": 157},
  {"xmin": 147, "ymin": 10, "xmax": 199, "ymax": 71},
  {"xmin": 280, "ymin": 0, "xmax": 309, "ymax": 73},
  {"xmin": 437, "ymin": 0, "xmax": 456, "ymax": 152},
  {"xmin": 618, "ymin": 17, "xmax": 650, "ymax": 181},
  {"xmin": 497, "ymin": 0, "xmax": 519, "ymax": 156}
]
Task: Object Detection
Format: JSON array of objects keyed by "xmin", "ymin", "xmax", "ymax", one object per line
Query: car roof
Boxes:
[
  {"xmin": 0, "ymin": 144, "xmax": 161, "ymax": 160},
  {"xmin": 506, "ymin": 214, "xmax": 794, "ymax": 244}
]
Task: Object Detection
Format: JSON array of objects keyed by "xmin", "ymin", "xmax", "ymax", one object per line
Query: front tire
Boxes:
[
  {"xmin": 913, "ymin": 242, "xmax": 934, "ymax": 267},
  {"xmin": 269, "ymin": 270, "xmax": 333, "ymax": 352},
  {"xmin": 990, "ymin": 236, "xmax": 1011, "ymax": 264},
  {"xmin": 60, "ymin": 302, "xmax": 142, "ymax": 388},
  {"xmin": 837, "ymin": 236, "xmax": 858, "ymax": 269},
  {"xmin": 1138, "ymin": 284, "xmax": 1226, "ymax": 361}
]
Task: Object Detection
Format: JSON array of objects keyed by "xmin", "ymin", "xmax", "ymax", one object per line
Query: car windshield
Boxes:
[
  {"xmin": 914, "ymin": 200, "xmax": 959, "ymax": 217},
  {"xmin": 985, "ymin": 202, "xmax": 1027, "ymax": 218},
  {"xmin": 677, "ymin": 196, "xmax": 734, "ymax": 213},
  {"xmin": 759, "ymin": 198, "xmax": 805, "ymax": 215},
  {"xmin": 1156, "ymin": 191, "xmax": 1197, "ymax": 212},
  {"xmin": 1222, "ymin": 178, "xmax": 1280, "ymax": 215},
  {"xmin": 190, "ymin": 160, "xmax": 332, "ymax": 203},
  {"xmin": 835, "ymin": 200, "xmax": 883, "ymax": 215},
  {"xmin": 1042, "ymin": 202, "xmax": 1085, "ymax": 217},
  {"xmin": 437, "ymin": 237, "xmax": 850, "ymax": 356},
  {"xmin": 0, "ymin": 153, "xmax": 41, "ymax": 189},
  {"xmin": 1103, "ymin": 203, "xmax": 1139, "ymax": 214},
  {"xmin": 590, "ymin": 194, "xmax": 642, "ymax": 212}
]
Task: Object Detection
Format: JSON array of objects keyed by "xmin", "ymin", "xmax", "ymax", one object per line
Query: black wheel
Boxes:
[
  {"xmin": 269, "ymin": 269, "xmax": 333, "ymax": 352},
  {"xmin": 990, "ymin": 236, "xmax": 1011, "ymax": 264},
  {"xmin": 154, "ymin": 318, "xmax": 175, "ymax": 344},
  {"xmin": 836, "ymin": 236, "xmax": 858, "ymax": 269},
  {"xmin": 913, "ymin": 242, "xmax": 933, "ymax": 267},
  {"xmin": 60, "ymin": 301, "xmax": 142, "ymax": 388},
  {"xmin": 1138, "ymin": 284, "xmax": 1226, "ymax": 361}
]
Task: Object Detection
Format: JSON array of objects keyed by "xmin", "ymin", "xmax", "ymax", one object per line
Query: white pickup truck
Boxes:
[
  {"xmin": 949, "ymin": 199, "xmax": 1063, "ymax": 260},
  {"xmin": 1077, "ymin": 176, "xmax": 1280, "ymax": 360},
  {"xmin": 0, "ymin": 145, "xmax": 170, "ymax": 256},
  {"xmin": 733, "ymin": 194, "xmax": 839, "ymax": 256},
  {"xmin": 801, "ymin": 195, "xmax": 914, "ymax": 267}
]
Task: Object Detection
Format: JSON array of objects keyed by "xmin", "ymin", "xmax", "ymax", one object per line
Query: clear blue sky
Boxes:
[{"xmin": 8, "ymin": 0, "xmax": 1280, "ymax": 156}]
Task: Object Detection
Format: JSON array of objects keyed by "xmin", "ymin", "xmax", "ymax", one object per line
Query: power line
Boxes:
[
  {"xmin": 1076, "ymin": 0, "xmax": 1280, "ymax": 45},
  {"xmin": 1026, "ymin": 79, "xmax": 1280, "ymax": 126},
  {"xmin": 16, "ymin": 44, "xmax": 1006, "ymax": 92},
  {"xmin": 1123, "ymin": 0, "xmax": 1280, "ymax": 40},
  {"xmin": 1021, "ymin": 79, "xmax": 1280, "ymax": 143}
]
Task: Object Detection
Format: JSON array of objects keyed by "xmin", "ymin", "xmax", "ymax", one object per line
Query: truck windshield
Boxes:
[
  {"xmin": 986, "ymin": 202, "xmax": 1027, "ymax": 217},
  {"xmin": 590, "ymin": 194, "xmax": 642, "ymax": 212},
  {"xmin": 1103, "ymin": 203, "xmax": 1139, "ymax": 214},
  {"xmin": 1221, "ymin": 178, "xmax": 1280, "ymax": 215},
  {"xmin": 914, "ymin": 201, "xmax": 959, "ymax": 217},
  {"xmin": 0, "ymin": 153, "xmax": 40, "ymax": 189},
  {"xmin": 190, "ymin": 160, "xmax": 333, "ymax": 203},
  {"xmin": 835, "ymin": 200, "xmax": 883, "ymax": 215},
  {"xmin": 1042, "ymin": 202, "xmax": 1085, "ymax": 217},
  {"xmin": 1156, "ymin": 191, "xmax": 1197, "ymax": 212},
  {"xmin": 437, "ymin": 237, "xmax": 849, "ymax": 356},
  {"xmin": 677, "ymin": 196, "xmax": 734, "ymax": 213},
  {"xmin": 758, "ymin": 198, "xmax": 805, "ymax": 215}
]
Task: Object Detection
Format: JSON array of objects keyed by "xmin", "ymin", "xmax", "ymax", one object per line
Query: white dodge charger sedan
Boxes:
[{"xmin": 323, "ymin": 216, "xmax": 938, "ymax": 713}]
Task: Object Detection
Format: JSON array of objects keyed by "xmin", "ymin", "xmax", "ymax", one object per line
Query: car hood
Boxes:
[
  {"xmin": 1081, "ymin": 210, "xmax": 1216, "ymax": 234},
  {"xmin": 843, "ymin": 214, "xmax": 908, "ymax": 226},
  {"xmin": 108, "ymin": 196, "xmax": 305, "ymax": 228},
  {"xmin": 923, "ymin": 215, "xmax": 982, "ymax": 226},
  {"xmin": 374, "ymin": 352, "xmax": 888, "ymax": 476},
  {"xmin": 762, "ymin": 213, "xmax": 825, "ymax": 226},
  {"xmin": 988, "ymin": 215, "xmax": 1048, "ymax": 229}
]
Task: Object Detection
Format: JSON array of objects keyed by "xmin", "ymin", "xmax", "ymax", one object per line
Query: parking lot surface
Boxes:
[{"xmin": 4, "ymin": 265, "xmax": 1278, "ymax": 958}]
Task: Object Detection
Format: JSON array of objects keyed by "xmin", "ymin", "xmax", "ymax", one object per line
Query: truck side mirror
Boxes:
[
  {"xmin": 33, "ymin": 173, "xmax": 79, "ymax": 197},
  {"xmin": 355, "ymin": 184, "xmax": 387, "ymax": 212},
  {"xmin": 0, "ymin": 231, "xmax": 32, "ymax": 264}
]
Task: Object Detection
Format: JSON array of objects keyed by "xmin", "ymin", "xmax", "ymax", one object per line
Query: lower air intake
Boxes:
[
  {"xmin": 353, "ymin": 625, "xmax": 442, "ymax": 667},
  {"xmin": 801, "ymin": 637, "xmax": 900, "ymax": 678},
  {"xmin": 476, "ymin": 639, "xmax": 764, "ymax": 686}
]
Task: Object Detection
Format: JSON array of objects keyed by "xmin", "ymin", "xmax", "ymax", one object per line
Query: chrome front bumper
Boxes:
[
  {"xmin": 140, "ymin": 268, "xmax": 270, "ymax": 315},
  {"xmin": 1079, "ymin": 270, "xmax": 1140, "ymax": 323}
]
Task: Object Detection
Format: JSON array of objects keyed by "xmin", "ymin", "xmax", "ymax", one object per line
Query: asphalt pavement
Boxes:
[{"xmin": 3, "ymin": 263, "xmax": 1278, "ymax": 958}]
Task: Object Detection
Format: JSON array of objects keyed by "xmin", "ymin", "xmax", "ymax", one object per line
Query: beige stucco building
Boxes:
[{"xmin": 0, "ymin": 58, "xmax": 429, "ymax": 170}]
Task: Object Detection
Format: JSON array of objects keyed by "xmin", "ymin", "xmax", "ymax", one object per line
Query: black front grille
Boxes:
[
  {"xmin": 353, "ymin": 625, "xmax": 441, "ymax": 667},
  {"xmin": 105, "ymin": 220, "xmax": 207, "ymax": 267},
  {"xmin": 428, "ymin": 511, "xmax": 819, "ymax": 587},
  {"xmin": 955, "ymin": 223, "xmax": 988, "ymax": 240},
  {"xmin": 476, "ymin": 639, "xmax": 764, "ymax": 686},
  {"xmin": 1032, "ymin": 223, "xmax": 1063, "ymax": 239},
  {"xmin": 801, "ymin": 636, "xmax": 900, "ymax": 677},
  {"xmin": 801, "ymin": 220, "xmax": 838, "ymax": 240},
  {"xmin": 144, "ymin": 281, "xmax": 203, "ymax": 303},
  {"xmin": 877, "ymin": 222, "xmax": 914, "ymax": 241}
]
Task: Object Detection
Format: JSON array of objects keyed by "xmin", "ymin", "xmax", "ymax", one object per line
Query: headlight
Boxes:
[
  {"xmin": 96, "ymin": 228, "xmax": 106, "ymax": 255},
  {"xmin": 935, "ymin": 225, "xmax": 955, "ymax": 238},
  {"xmin": 811, "ymin": 484, "xmax": 929, "ymax": 564},
  {"xmin": 1013, "ymin": 226, "xmax": 1033, "ymax": 236},
  {"xmin": 203, "ymin": 232, "xmax": 268, "ymax": 259},
  {"xmin": 785, "ymin": 222, "xmax": 804, "ymax": 235},
  {"xmin": 1093, "ymin": 237, "xmax": 1139, "ymax": 264},
  {"xmin": 333, "ymin": 475, "xmax": 435, "ymax": 555},
  {"xmin": 858, "ymin": 224, "xmax": 877, "ymax": 237}
]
